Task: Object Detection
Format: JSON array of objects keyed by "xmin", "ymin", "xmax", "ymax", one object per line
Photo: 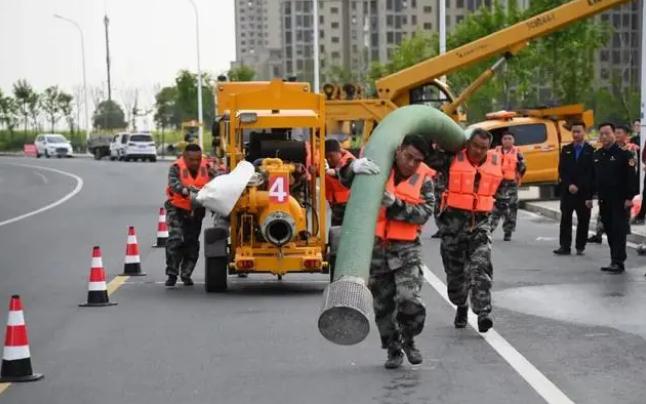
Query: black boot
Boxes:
[
  {"xmin": 503, "ymin": 232, "xmax": 511, "ymax": 241},
  {"xmin": 402, "ymin": 338, "xmax": 423, "ymax": 365},
  {"xmin": 181, "ymin": 276, "xmax": 194, "ymax": 286},
  {"xmin": 587, "ymin": 234, "xmax": 602, "ymax": 244},
  {"xmin": 165, "ymin": 275, "xmax": 177, "ymax": 287},
  {"xmin": 477, "ymin": 313, "xmax": 493, "ymax": 333},
  {"xmin": 384, "ymin": 347, "xmax": 404, "ymax": 369},
  {"xmin": 553, "ymin": 247, "xmax": 571, "ymax": 255},
  {"xmin": 601, "ymin": 263, "xmax": 625, "ymax": 274},
  {"xmin": 454, "ymin": 305, "xmax": 468, "ymax": 328}
]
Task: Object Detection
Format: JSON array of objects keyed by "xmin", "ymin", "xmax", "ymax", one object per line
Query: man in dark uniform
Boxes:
[
  {"xmin": 592, "ymin": 122, "xmax": 639, "ymax": 273},
  {"xmin": 554, "ymin": 121, "xmax": 595, "ymax": 256}
]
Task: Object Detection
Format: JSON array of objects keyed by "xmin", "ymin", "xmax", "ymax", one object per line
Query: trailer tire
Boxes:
[{"xmin": 205, "ymin": 257, "xmax": 228, "ymax": 292}]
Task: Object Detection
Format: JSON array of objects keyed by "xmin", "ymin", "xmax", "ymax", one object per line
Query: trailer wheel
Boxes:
[{"xmin": 205, "ymin": 257, "xmax": 228, "ymax": 292}]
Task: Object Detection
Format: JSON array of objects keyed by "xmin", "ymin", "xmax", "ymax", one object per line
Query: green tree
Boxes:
[
  {"xmin": 228, "ymin": 64, "xmax": 256, "ymax": 81},
  {"xmin": 40, "ymin": 86, "xmax": 64, "ymax": 132},
  {"xmin": 13, "ymin": 79, "xmax": 36, "ymax": 132},
  {"xmin": 57, "ymin": 92, "xmax": 75, "ymax": 134},
  {"xmin": 175, "ymin": 70, "xmax": 214, "ymax": 127},
  {"xmin": 92, "ymin": 99, "xmax": 127, "ymax": 130},
  {"xmin": 153, "ymin": 86, "xmax": 181, "ymax": 130},
  {"xmin": 0, "ymin": 90, "xmax": 19, "ymax": 132}
]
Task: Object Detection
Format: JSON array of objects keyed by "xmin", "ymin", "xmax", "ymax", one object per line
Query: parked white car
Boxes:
[
  {"xmin": 34, "ymin": 134, "xmax": 73, "ymax": 158},
  {"xmin": 109, "ymin": 132, "xmax": 129, "ymax": 160}
]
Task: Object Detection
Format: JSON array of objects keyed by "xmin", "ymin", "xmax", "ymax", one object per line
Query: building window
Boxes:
[
  {"xmin": 456, "ymin": 15, "xmax": 464, "ymax": 24},
  {"xmin": 387, "ymin": 15, "xmax": 393, "ymax": 26},
  {"xmin": 387, "ymin": 32, "xmax": 394, "ymax": 44},
  {"xmin": 423, "ymin": 22, "xmax": 432, "ymax": 30},
  {"xmin": 457, "ymin": 0, "xmax": 464, "ymax": 6},
  {"xmin": 332, "ymin": 22, "xmax": 340, "ymax": 29},
  {"xmin": 411, "ymin": 0, "xmax": 417, "ymax": 7},
  {"xmin": 331, "ymin": 6, "xmax": 339, "ymax": 13},
  {"xmin": 423, "ymin": 5, "xmax": 432, "ymax": 12},
  {"xmin": 600, "ymin": 50, "xmax": 608, "ymax": 61},
  {"xmin": 387, "ymin": 0, "xmax": 393, "ymax": 10},
  {"xmin": 332, "ymin": 36, "xmax": 340, "ymax": 43}
]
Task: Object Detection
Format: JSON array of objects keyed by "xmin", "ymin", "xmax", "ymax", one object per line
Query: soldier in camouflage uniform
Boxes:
[
  {"xmin": 340, "ymin": 134, "xmax": 434, "ymax": 369},
  {"xmin": 490, "ymin": 132, "xmax": 526, "ymax": 241},
  {"xmin": 437, "ymin": 129, "xmax": 503, "ymax": 333},
  {"xmin": 164, "ymin": 144, "xmax": 216, "ymax": 287}
]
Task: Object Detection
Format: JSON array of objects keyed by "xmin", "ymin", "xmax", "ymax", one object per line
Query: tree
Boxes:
[
  {"xmin": 92, "ymin": 100, "xmax": 126, "ymax": 130},
  {"xmin": 153, "ymin": 86, "xmax": 181, "ymax": 130},
  {"xmin": 57, "ymin": 92, "xmax": 75, "ymax": 134},
  {"xmin": 0, "ymin": 90, "xmax": 19, "ymax": 132},
  {"xmin": 13, "ymin": 79, "xmax": 36, "ymax": 132},
  {"xmin": 228, "ymin": 64, "xmax": 256, "ymax": 81},
  {"xmin": 174, "ymin": 70, "xmax": 214, "ymax": 127},
  {"xmin": 40, "ymin": 86, "xmax": 64, "ymax": 132}
]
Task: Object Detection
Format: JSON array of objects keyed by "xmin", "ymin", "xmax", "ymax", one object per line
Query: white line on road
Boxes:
[
  {"xmin": 0, "ymin": 163, "xmax": 83, "ymax": 228},
  {"xmin": 33, "ymin": 170, "xmax": 49, "ymax": 184},
  {"xmin": 421, "ymin": 265, "xmax": 575, "ymax": 404}
]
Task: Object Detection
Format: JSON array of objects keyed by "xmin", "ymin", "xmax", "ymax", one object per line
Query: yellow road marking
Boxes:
[
  {"xmin": 0, "ymin": 275, "xmax": 130, "ymax": 396},
  {"xmin": 107, "ymin": 275, "xmax": 129, "ymax": 296}
]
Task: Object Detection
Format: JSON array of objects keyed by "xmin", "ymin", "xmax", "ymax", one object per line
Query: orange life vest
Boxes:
[
  {"xmin": 325, "ymin": 150, "xmax": 355, "ymax": 204},
  {"xmin": 375, "ymin": 163, "xmax": 434, "ymax": 241},
  {"xmin": 166, "ymin": 157, "xmax": 211, "ymax": 211},
  {"xmin": 445, "ymin": 149, "xmax": 503, "ymax": 213},
  {"xmin": 495, "ymin": 146, "xmax": 519, "ymax": 181}
]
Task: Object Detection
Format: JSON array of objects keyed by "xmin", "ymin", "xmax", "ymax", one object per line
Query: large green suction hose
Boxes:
[{"xmin": 318, "ymin": 105, "xmax": 467, "ymax": 345}]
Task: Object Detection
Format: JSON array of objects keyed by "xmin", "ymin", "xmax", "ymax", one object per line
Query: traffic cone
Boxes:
[
  {"xmin": 121, "ymin": 226, "xmax": 145, "ymax": 276},
  {"xmin": 154, "ymin": 208, "xmax": 169, "ymax": 248},
  {"xmin": 80, "ymin": 246, "xmax": 117, "ymax": 307},
  {"xmin": 0, "ymin": 295, "xmax": 43, "ymax": 382}
]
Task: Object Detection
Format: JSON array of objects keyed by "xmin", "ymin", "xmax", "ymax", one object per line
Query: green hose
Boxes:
[{"xmin": 318, "ymin": 105, "xmax": 466, "ymax": 345}]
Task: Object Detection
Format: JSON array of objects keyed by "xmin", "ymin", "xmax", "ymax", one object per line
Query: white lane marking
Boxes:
[
  {"xmin": 0, "ymin": 163, "xmax": 83, "ymax": 228},
  {"xmin": 421, "ymin": 265, "xmax": 574, "ymax": 404},
  {"xmin": 33, "ymin": 170, "xmax": 48, "ymax": 184},
  {"xmin": 535, "ymin": 236, "xmax": 557, "ymax": 241}
]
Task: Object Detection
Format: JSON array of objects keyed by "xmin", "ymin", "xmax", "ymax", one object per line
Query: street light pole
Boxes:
[
  {"xmin": 54, "ymin": 14, "xmax": 90, "ymax": 143},
  {"xmin": 187, "ymin": 0, "xmax": 204, "ymax": 150}
]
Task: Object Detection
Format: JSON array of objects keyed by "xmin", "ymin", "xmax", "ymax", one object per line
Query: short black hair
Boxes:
[
  {"xmin": 325, "ymin": 139, "xmax": 341, "ymax": 153},
  {"xmin": 184, "ymin": 143, "xmax": 202, "ymax": 153},
  {"xmin": 598, "ymin": 122, "xmax": 615, "ymax": 131},
  {"xmin": 616, "ymin": 124, "xmax": 631, "ymax": 134},
  {"xmin": 501, "ymin": 131, "xmax": 515, "ymax": 138},
  {"xmin": 469, "ymin": 128, "xmax": 493, "ymax": 143},
  {"xmin": 569, "ymin": 120, "xmax": 586, "ymax": 129},
  {"xmin": 401, "ymin": 134, "xmax": 430, "ymax": 159}
]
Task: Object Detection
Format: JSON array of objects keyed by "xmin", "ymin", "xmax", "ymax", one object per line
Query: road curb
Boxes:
[{"xmin": 523, "ymin": 201, "xmax": 646, "ymax": 244}]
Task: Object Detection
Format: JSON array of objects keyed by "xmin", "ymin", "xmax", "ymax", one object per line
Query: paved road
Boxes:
[{"xmin": 0, "ymin": 156, "xmax": 645, "ymax": 404}]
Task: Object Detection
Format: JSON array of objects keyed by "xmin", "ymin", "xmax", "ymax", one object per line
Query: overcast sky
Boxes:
[{"xmin": 0, "ymin": 0, "xmax": 236, "ymax": 111}]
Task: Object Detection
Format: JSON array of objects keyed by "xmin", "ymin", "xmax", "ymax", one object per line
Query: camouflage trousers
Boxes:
[
  {"xmin": 368, "ymin": 239, "xmax": 426, "ymax": 349},
  {"xmin": 165, "ymin": 202, "xmax": 205, "ymax": 278},
  {"xmin": 490, "ymin": 180, "xmax": 519, "ymax": 234},
  {"xmin": 439, "ymin": 210, "xmax": 493, "ymax": 315}
]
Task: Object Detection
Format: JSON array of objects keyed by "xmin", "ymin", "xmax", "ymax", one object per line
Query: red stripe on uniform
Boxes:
[
  {"xmin": 89, "ymin": 267, "xmax": 106, "ymax": 282},
  {"xmin": 4, "ymin": 324, "xmax": 29, "ymax": 346}
]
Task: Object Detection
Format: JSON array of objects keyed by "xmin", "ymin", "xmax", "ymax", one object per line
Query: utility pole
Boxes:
[{"xmin": 104, "ymin": 14, "xmax": 112, "ymax": 102}]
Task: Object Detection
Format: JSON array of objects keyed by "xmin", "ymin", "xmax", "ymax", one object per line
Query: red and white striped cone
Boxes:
[
  {"xmin": 121, "ymin": 226, "xmax": 145, "ymax": 276},
  {"xmin": 154, "ymin": 208, "xmax": 169, "ymax": 248},
  {"xmin": 80, "ymin": 246, "xmax": 117, "ymax": 307},
  {"xmin": 0, "ymin": 295, "xmax": 43, "ymax": 382}
]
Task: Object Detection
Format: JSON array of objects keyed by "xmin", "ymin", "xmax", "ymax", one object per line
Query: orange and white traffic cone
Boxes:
[
  {"xmin": 154, "ymin": 208, "xmax": 169, "ymax": 248},
  {"xmin": 0, "ymin": 295, "xmax": 43, "ymax": 382},
  {"xmin": 79, "ymin": 246, "xmax": 117, "ymax": 307},
  {"xmin": 121, "ymin": 226, "xmax": 145, "ymax": 276}
]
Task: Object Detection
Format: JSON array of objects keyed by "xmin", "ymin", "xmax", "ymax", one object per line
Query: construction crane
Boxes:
[{"xmin": 324, "ymin": 0, "xmax": 633, "ymax": 142}]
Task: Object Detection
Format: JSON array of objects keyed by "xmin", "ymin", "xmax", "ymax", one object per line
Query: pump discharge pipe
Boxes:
[{"xmin": 318, "ymin": 105, "xmax": 467, "ymax": 345}]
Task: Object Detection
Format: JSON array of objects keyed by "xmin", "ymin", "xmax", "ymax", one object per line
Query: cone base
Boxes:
[
  {"xmin": 122, "ymin": 263, "xmax": 145, "ymax": 276},
  {"xmin": 119, "ymin": 272, "xmax": 146, "ymax": 277},
  {"xmin": 0, "ymin": 373, "xmax": 44, "ymax": 383},
  {"xmin": 79, "ymin": 301, "xmax": 118, "ymax": 307}
]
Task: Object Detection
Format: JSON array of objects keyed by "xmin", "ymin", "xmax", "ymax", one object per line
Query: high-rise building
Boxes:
[{"xmin": 234, "ymin": 0, "xmax": 283, "ymax": 80}]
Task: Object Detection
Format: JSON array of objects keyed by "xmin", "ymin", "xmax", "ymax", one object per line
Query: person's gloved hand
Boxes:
[
  {"xmin": 351, "ymin": 158, "xmax": 380, "ymax": 175},
  {"xmin": 382, "ymin": 191, "xmax": 396, "ymax": 208}
]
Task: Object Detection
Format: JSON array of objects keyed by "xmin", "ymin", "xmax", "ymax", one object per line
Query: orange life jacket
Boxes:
[
  {"xmin": 166, "ymin": 157, "xmax": 211, "ymax": 211},
  {"xmin": 375, "ymin": 163, "xmax": 434, "ymax": 241},
  {"xmin": 495, "ymin": 146, "xmax": 519, "ymax": 181},
  {"xmin": 445, "ymin": 149, "xmax": 503, "ymax": 213},
  {"xmin": 325, "ymin": 150, "xmax": 355, "ymax": 204}
]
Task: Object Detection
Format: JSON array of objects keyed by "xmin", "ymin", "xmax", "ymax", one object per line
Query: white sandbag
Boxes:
[{"xmin": 196, "ymin": 160, "xmax": 255, "ymax": 216}]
